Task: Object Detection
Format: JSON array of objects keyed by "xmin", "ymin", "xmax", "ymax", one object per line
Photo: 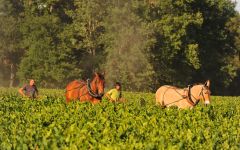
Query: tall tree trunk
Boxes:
[
  {"xmin": 92, "ymin": 48, "xmax": 96, "ymax": 56},
  {"xmin": 9, "ymin": 64, "xmax": 15, "ymax": 87}
]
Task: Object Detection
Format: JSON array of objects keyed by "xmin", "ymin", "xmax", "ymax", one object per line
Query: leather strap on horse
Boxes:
[
  {"xmin": 187, "ymin": 85, "xmax": 200, "ymax": 106},
  {"xmin": 87, "ymin": 79, "xmax": 102, "ymax": 98},
  {"xmin": 65, "ymin": 81, "xmax": 86, "ymax": 93},
  {"xmin": 186, "ymin": 85, "xmax": 195, "ymax": 106},
  {"xmin": 163, "ymin": 85, "xmax": 199, "ymax": 107},
  {"xmin": 162, "ymin": 87, "xmax": 188, "ymax": 106}
]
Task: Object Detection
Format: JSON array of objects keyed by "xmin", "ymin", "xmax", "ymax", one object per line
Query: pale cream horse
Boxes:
[{"xmin": 156, "ymin": 80, "xmax": 211, "ymax": 109}]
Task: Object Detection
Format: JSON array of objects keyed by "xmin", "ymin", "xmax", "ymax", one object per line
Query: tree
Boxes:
[
  {"xmin": 188, "ymin": 0, "xmax": 237, "ymax": 94},
  {"xmin": 18, "ymin": 0, "xmax": 81, "ymax": 88},
  {"xmin": 0, "ymin": 0, "xmax": 24, "ymax": 87},
  {"xmin": 145, "ymin": 0, "xmax": 238, "ymax": 94},
  {"xmin": 104, "ymin": 1, "xmax": 155, "ymax": 91},
  {"xmin": 145, "ymin": 0, "xmax": 203, "ymax": 87},
  {"xmin": 225, "ymin": 13, "xmax": 240, "ymax": 95},
  {"xmin": 2, "ymin": 0, "xmax": 238, "ymax": 94},
  {"xmin": 60, "ymin": 0, "xmax": 111, "ymax": 78}
]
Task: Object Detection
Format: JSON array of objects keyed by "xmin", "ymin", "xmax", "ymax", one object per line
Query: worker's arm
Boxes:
[
  {"xmin": 105, "ymin": 93, "xmax": 115, "ymax": 102},
  {"xmin": 104, "ymin": 89, "xmax": 116, "ymax": 102}
]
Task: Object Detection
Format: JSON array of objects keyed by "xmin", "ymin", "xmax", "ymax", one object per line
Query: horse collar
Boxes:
[
  {"xmin": 87, "ymin": 79, "xmax": 102, "ymax": 98},
  {"xmin": 187, "ymin": 85, "xmax": 199, "ymax": 106}
]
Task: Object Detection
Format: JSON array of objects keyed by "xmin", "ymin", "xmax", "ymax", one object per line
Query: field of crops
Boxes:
[{"xmin": 0, "ymin": 87, "xmax": 239, "ymax": 149}]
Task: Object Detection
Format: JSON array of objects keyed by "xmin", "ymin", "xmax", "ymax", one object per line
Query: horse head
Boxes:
[
  {"xmin": 200, "ymin": 80, "xmax": 211, "ymax": 106},
  {"xmin": 92, "ymin": 72, "xmax": 105, "ymax": 97},
  {"xmin": 189, "ymin": 80, "xmax": 211, "ymax": 106}
]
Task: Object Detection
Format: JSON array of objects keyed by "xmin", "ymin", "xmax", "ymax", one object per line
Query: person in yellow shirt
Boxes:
[{"xmin": 105, "ymin": 82, "xmax": 125, "ymax": 102}]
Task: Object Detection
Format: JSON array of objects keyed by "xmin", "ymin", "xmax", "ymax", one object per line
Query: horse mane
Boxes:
[
  {"xmin": 93, "ymin": 72, "xmax": 105, "ymax": 80},
  {"xmin": 190, "ymin": 83, "xmax": 204, "ymax": 86},
  {"xmin": 162, "ymin": 82, "xmax": 209, "ymax": 91},
  {"xmin": 190, "ymin": 83, "xmax": 210, "ymax": 91},
  {"xmin": 163, "ymin": 83, "xmax": 202, "ymax": 88}
]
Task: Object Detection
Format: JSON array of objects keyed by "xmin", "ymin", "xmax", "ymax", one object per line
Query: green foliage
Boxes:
[
  {"xmin": 148, "ymin": 6, "xmax": 203, "ymax": 85},
  {"xmin": 104, "ymin": 1, "xmax": 155, "ymax": 91},
  {"xmin": 60, "ymin": 0, "xmax": 109, "ymax": 77},
  {"xmin": 141, "ymin": 0, "xmax": 239, "ymax": 94},
  {"xmin": 0, "ymin": 0, "xmax": 239, "ymax": 94},
  {"xmin": 0, "ymin": 0, "xmax": 24, "ymax": 86},
  {"xmin": 0, "ymin": 88, "xmax": 239, "ymax": 149},
  {"xmin": 188, "ymin": 0, "xmax": 237, "ymax": 94},
  {"xmin": 18, "ymin": 0, "xmax": 81, "ymax": 88},
  {"xmin": 226, "ymin": 14, "xmax": 240, "ymax": 68}
]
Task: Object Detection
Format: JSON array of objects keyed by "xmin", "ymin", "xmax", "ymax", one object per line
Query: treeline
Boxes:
[{"xmin": 0, "ymin": 0, "xmax": 239, "ymax": 95}]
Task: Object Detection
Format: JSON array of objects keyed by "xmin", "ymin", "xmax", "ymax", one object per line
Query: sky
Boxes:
[{"xmin": 233, "ymin": 0, "xmax": 240, "ymax": 12}]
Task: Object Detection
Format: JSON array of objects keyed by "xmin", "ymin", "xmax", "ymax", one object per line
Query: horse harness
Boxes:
[
  {"xmin": 163, "ymin": 85, "xmax": 207, "ymax": 107},
  {"xmin": 65, "ymin": 79, "xmax": 102, "ymax": 100}
]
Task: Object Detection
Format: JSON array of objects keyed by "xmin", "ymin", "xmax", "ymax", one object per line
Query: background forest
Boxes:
[{"xmin": 0, "ymin": 0, "xmax": 239, "ymax": 95}]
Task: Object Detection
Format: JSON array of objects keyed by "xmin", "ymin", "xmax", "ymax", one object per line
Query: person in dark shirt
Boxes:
[{"xmin": 18, "ymin": 79, "xmax": 38, "ymax": 99}]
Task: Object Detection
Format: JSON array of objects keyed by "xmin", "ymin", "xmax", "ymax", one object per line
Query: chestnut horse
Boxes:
[
  {"xmin": 65, "ymin": 73, "xmax": 105, "ymax": 104},
  {"xmin": 156, "ymin": 80, "xmax": 211, "ymax": 109}
]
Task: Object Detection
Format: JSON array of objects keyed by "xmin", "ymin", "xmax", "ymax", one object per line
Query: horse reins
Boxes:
[
  {"xmin": 65, "ymin": 82, "xmax": 85, "ymax": 92},
  {"xmin": 65, "ymin": 82, "xmax": 87, "ymax": 99},
  {"xmin": 161, "ymin": 87, "xmax": 188, "ymax": 106},
  {"xmin": 163, "ymin": 85, "xmax": 205, "ymax": 107}
]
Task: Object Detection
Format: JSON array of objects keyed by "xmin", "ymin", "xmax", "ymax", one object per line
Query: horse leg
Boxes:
[
  {"xmin": 66, "ymin": 90, "xmax": 77, "ymax": 103},
  {"xmin": 65, "ymin": 91, "xmax": 71, "ymax": 103}
]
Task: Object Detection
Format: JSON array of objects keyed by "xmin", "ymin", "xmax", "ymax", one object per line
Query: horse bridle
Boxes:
[
  {"xmin": 188, "ymin": 85, "xmax": 210, "ymax": 106},
  {"xmin": 199, "ymin": 85, "xmax": 210, "ymax": 103},
  {"xmin": 86, "ymin": 79, "xmax": 103, "ymax": 98},
  {"xmin": 187, "ymin": 85, "xmax": 200, "ymax": 106}
]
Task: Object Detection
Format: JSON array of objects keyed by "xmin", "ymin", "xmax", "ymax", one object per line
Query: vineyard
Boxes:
[{"xmin": 0, "ymin": 88, "xmax": 239, "ymax": 149}]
